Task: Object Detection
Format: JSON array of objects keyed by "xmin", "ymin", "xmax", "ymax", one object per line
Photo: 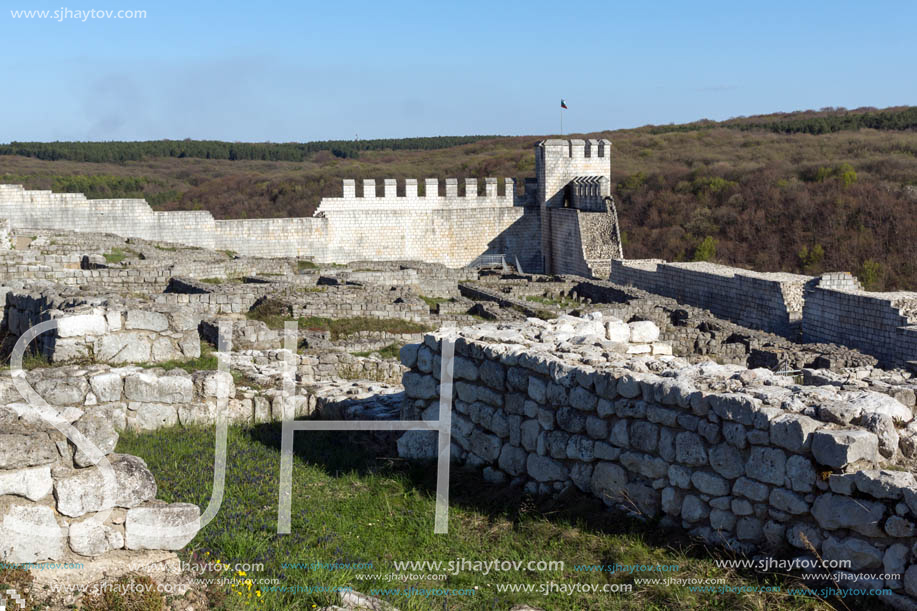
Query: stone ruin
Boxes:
[
  {"xmin": 400, "ymin": 314, "xmax": 917, "ymax": 605},
  {"xmin": 0, "ymin": 160, "xmax": 914, "ymax": 609}
]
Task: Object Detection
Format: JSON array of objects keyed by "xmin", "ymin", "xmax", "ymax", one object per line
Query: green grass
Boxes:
[
  {"xmin": 154, "ymin": 244, "xmax": 179, "ymax": 252},
  {"xmin": 351, "ymin": 343, "xmax": 402, "ymax": 359},
  {"xmin": 419, "ymin": 295, "xmax": 455, "ymax": 310},
  {"xmin": 104, "ymin": 247, "xmax": 129, "ymax": 264},
  {"xmin": 297, "ymin": 260, "xmax": 318, "ymax": 271},
  {"xmin": 198, "ymin": 277, "xmax": 234, "ymax": 284},
  {"xmin": 139, "ymin": 343, "xmax": 261, "ymax": 389},
  {"xmin": 115, "ymin": 425, "xmax": 838, "ymax": 611},
  {"xmin": 525, "ymin": 294, "xmax": 580, "ymax": 309},
  {"xmin": 221, "ymin": 249, "xmax": 238, "ymax": 259},
  {"xmin": 298, "ymin": 316, "xmax": 430, "ymax": 340},
  {"xmin": 246, "ymin": 301, "xmax": 431, "ymax": 340}
]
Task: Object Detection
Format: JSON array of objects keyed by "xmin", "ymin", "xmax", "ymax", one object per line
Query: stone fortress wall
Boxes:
[
  {"xmin": 399, "ymin": 318, "xmax": 917, "ymax": 604},
  {"xmin": 0, "ymin": 139, "xmax": 617, "ymax": 275},
  {"xmin": 1, "ymin": 139, "xmax": 914, "ymax": 368},
  {"xmin": 0, "ymin": 175, "xmax": 542, "ymax": 269},
  {"xmin": 611, "ymin": 261, "xmax": 917, "ymax": 369}
]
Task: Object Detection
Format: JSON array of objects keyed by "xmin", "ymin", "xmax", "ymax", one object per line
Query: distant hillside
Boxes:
[
  {"xmin": 1, "ymin": 106, "xmax": 916, "ymax": 290},
  {"xmin": 645, "ymin": 105, "xmax": 917, "ymax": 135},
  {"xmin": 0, "ymin": 135, "xmax": 498, "ymax": 163}
]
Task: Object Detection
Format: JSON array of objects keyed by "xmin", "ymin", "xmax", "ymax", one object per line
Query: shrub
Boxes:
[{"xmin": 692, "ymin": 236, "xmax": 717, "ymax": 262}]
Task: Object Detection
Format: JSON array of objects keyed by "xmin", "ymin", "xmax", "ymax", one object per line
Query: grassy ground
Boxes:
[
  {"xmin": 351, "ymin": 343, "xmax": 402, "ymax": 359},
  {"xmin": 116, "ymin": 425, "xmax": 848, "ymax": 611},
  {"xmin": 525, "ymin": 295, "xmax": 581, "ymax": 309},
  {"xmin": 138, "ymin": 342, "xmax": 261, "ymax": 389},
  {"xmin": 246, "ymin": 301, "xmax": 430, "ymax": 340}
]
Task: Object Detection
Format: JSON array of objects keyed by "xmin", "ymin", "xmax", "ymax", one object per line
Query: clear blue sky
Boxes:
[{"xmin": 1, "ymin": 0, "xmax": 914, "ymax": 142}]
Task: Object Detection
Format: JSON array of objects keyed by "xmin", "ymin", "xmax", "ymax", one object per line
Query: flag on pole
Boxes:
[{"xmin": 561, "ymin": 99, "xmax": 568, "ymax": 109}]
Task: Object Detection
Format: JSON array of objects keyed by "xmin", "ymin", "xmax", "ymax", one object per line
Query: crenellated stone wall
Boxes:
[{"xmin": 398, "ymin": 316, "xmax": 917, "ymax": 604}]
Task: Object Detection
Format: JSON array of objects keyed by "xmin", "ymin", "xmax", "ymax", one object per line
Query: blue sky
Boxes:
[{"xmin": 1, "ymin": 0, "xmax": 914, "ymax": 141}]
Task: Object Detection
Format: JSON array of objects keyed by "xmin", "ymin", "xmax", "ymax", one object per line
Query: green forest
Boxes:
[
  {"xmin": 1, "ymin": 106, "xmax": 916, "ymax": 290},
  {"xmin": 0, "ymin": 135, "xmax": 495, "ymax": 162}
]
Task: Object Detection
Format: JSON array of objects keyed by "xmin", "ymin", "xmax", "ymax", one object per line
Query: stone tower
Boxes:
[{"xmin": 535, "ymin": 138, "xmax": 612, "ymax": 274}]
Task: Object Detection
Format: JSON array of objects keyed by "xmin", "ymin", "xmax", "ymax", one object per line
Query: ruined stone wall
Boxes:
[
  {"xmin": 2, "ymin": 287, "xmax": 201, "ymax": 364},
  {"xmin": 0, "ymin": 370, "xmax": 205, "ymax": 564},
  {"xmin": 399, "ymin": 320, "xmax": 917, "ymax": 603},
  {"xmin": 804, "ymin": 278, "xmax": 917, "ymax": 369},
  {"xmin": 612, "ymin": 261, "xmax": 917, "ymax": 368},
  {"xmin": 611, "ymin": 260, "xmax": 810, "ymax": 338}
]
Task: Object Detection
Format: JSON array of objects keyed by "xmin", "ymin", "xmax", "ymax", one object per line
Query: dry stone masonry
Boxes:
[
  {"xmin": 398, "ymin": 314, "xmax": 917, "ymax": 605},
  {"xmin": 612, "ymin": 261, "xmax": 917, "ymax": 369}
]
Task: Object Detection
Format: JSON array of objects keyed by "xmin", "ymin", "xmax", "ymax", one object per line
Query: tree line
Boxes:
[
  {"xmin": 647, "ymin": 106, "xmax": 917, "ymax": 136},
  {"xmin": 0, "ymin": 135, "xmax": 499, "ymax": 163}
]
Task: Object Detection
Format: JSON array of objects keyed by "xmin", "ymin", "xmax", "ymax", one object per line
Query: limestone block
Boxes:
[
  {"xmin": 859, "ymin": 413, "xmax": 899, "ymax": 459},
  {"xmin": 526, "ymin": 454, "xmax": 567, "ymax": 482},
  {"xmin": 193, "ymin": 371, "xmax": 234, "ymax": 399},
  {"xmin": 69, "ymin": 519, "xmax": 125, "ymax": 556},
  {"xmin": 691, "ymin": 471, "xmax": 730, "ymax": 496},
  {"xmin": 56, "ymin": 314, "xmax": 107, "ymax": 338},
  {"xmin": 498, "ymin": 445, "xmax": 527, "ymax": 476},
  {"xmin": 125, "ymin": 310, "xmax": 169, "ymax": 332},
  {"xmin": 90, "ymin": 372, "xmax": 124, "ymax": 403},
  {"xmin": 591, "ymin": 461, "xmax": 628, "ymax": 503},
  {"xmin": 151, "ymin": 337, "xmax": 183, "ymax": 362},
  {"xmin": 95, "ymin": 333, "xmax": 152, "ymax": 364},
  {"xmin": 708, "ymin": 443, "xmax": 743, "ymax": 479},
  {"xmin": 769, "ymin": 414, "xmax": 821, "ymax": 452},
  {"xmin": 811, "ymin": 493, "xmax": 885, "ymax": 536},
  {"xmin": 768, "ymin": 488, "xmax": 808, "ymax": 514},
  {"xmin": 396, "ymin": 430, "xmax": 437, "ymax": 460},
  {"xmin": 54, "ymin": 454, "xmax": 158, "ymax": 517},
  {"xmin": 0, "ymin": 500, "xmax": 66, "ymax": 563},
  {"xmin": 0, "ymin": 465, "xmax": 53, "ymax": 500},
  {"xmin": 126, "ymin": 403, "xmax": 178, "ymax": 432},
  {"xmin": 681, "ymin": 495, "xmax": 707, "ymax": 522},
  {"xmin": 675, "ymin": 431, "xmax": 707, "ymax": 466},
  {"xmin": 745, "ymin": 447, "xmax": 786, "ymax": 485},
  {"xmin": 811, "ymin": 429, "xmax": 878, "ymax": 468},
  {"xmin": 0, "ymin": 433, "xmax": 58, "ymax": 469},
  {"xmin": 852, "ymin": 469, "xmax": 916, "ymax": 500},
  {"xmin": 605, "ymin": 320, "xmax": 630, "ymax": 343},
  {"xmin": 403, "ymin": 372, "xmax": 437, "ymax": 400},
  {"xmin": 628, "ymin": 321, "xmax": 659, "ymax": 343},
  {"xmin": 125, "ymin": 502, "xmax": 201, "ymax": 551},
  {"xmin": 848, "ymin": 391, "xmax": 913, "ymax": 425},
  {"xmin": 822, "ymin": 537, "xmax": 883, "ymax": 571},
  {"xmin": 34, "ymin": 377, "xmax": 89, "ymax": 406},
  {"xmin": 400, "ymin": 343, "xmax": 420, "ymax": 369},
  {"xmin": 72, "ymin": 412, "xmax": 119, "ymax": 467}
]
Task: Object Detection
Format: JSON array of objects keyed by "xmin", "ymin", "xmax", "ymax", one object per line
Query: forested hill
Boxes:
[
  {"xmin": 1, "ymin": 105, "xmax": 916, "ymax": 290},
  {"xmin": 646, "ymin": 105, "xmax": 917, "ymax": 135},
  {"xmin": 0, "ymin": 135, "xmax": 497, "ymax": 162}
]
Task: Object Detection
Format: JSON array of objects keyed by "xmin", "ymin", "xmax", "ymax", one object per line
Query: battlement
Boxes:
[
  {"xmin": 538, "ymin": 138, "xmax": 611, "ymax": 159},
  {"xmin": 317, "ymin": 177, "xmax": 517, "ymax": 212},
  {"xmin": 339, "ymin": 177, "xmax": 514, "ymax": 199}
]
